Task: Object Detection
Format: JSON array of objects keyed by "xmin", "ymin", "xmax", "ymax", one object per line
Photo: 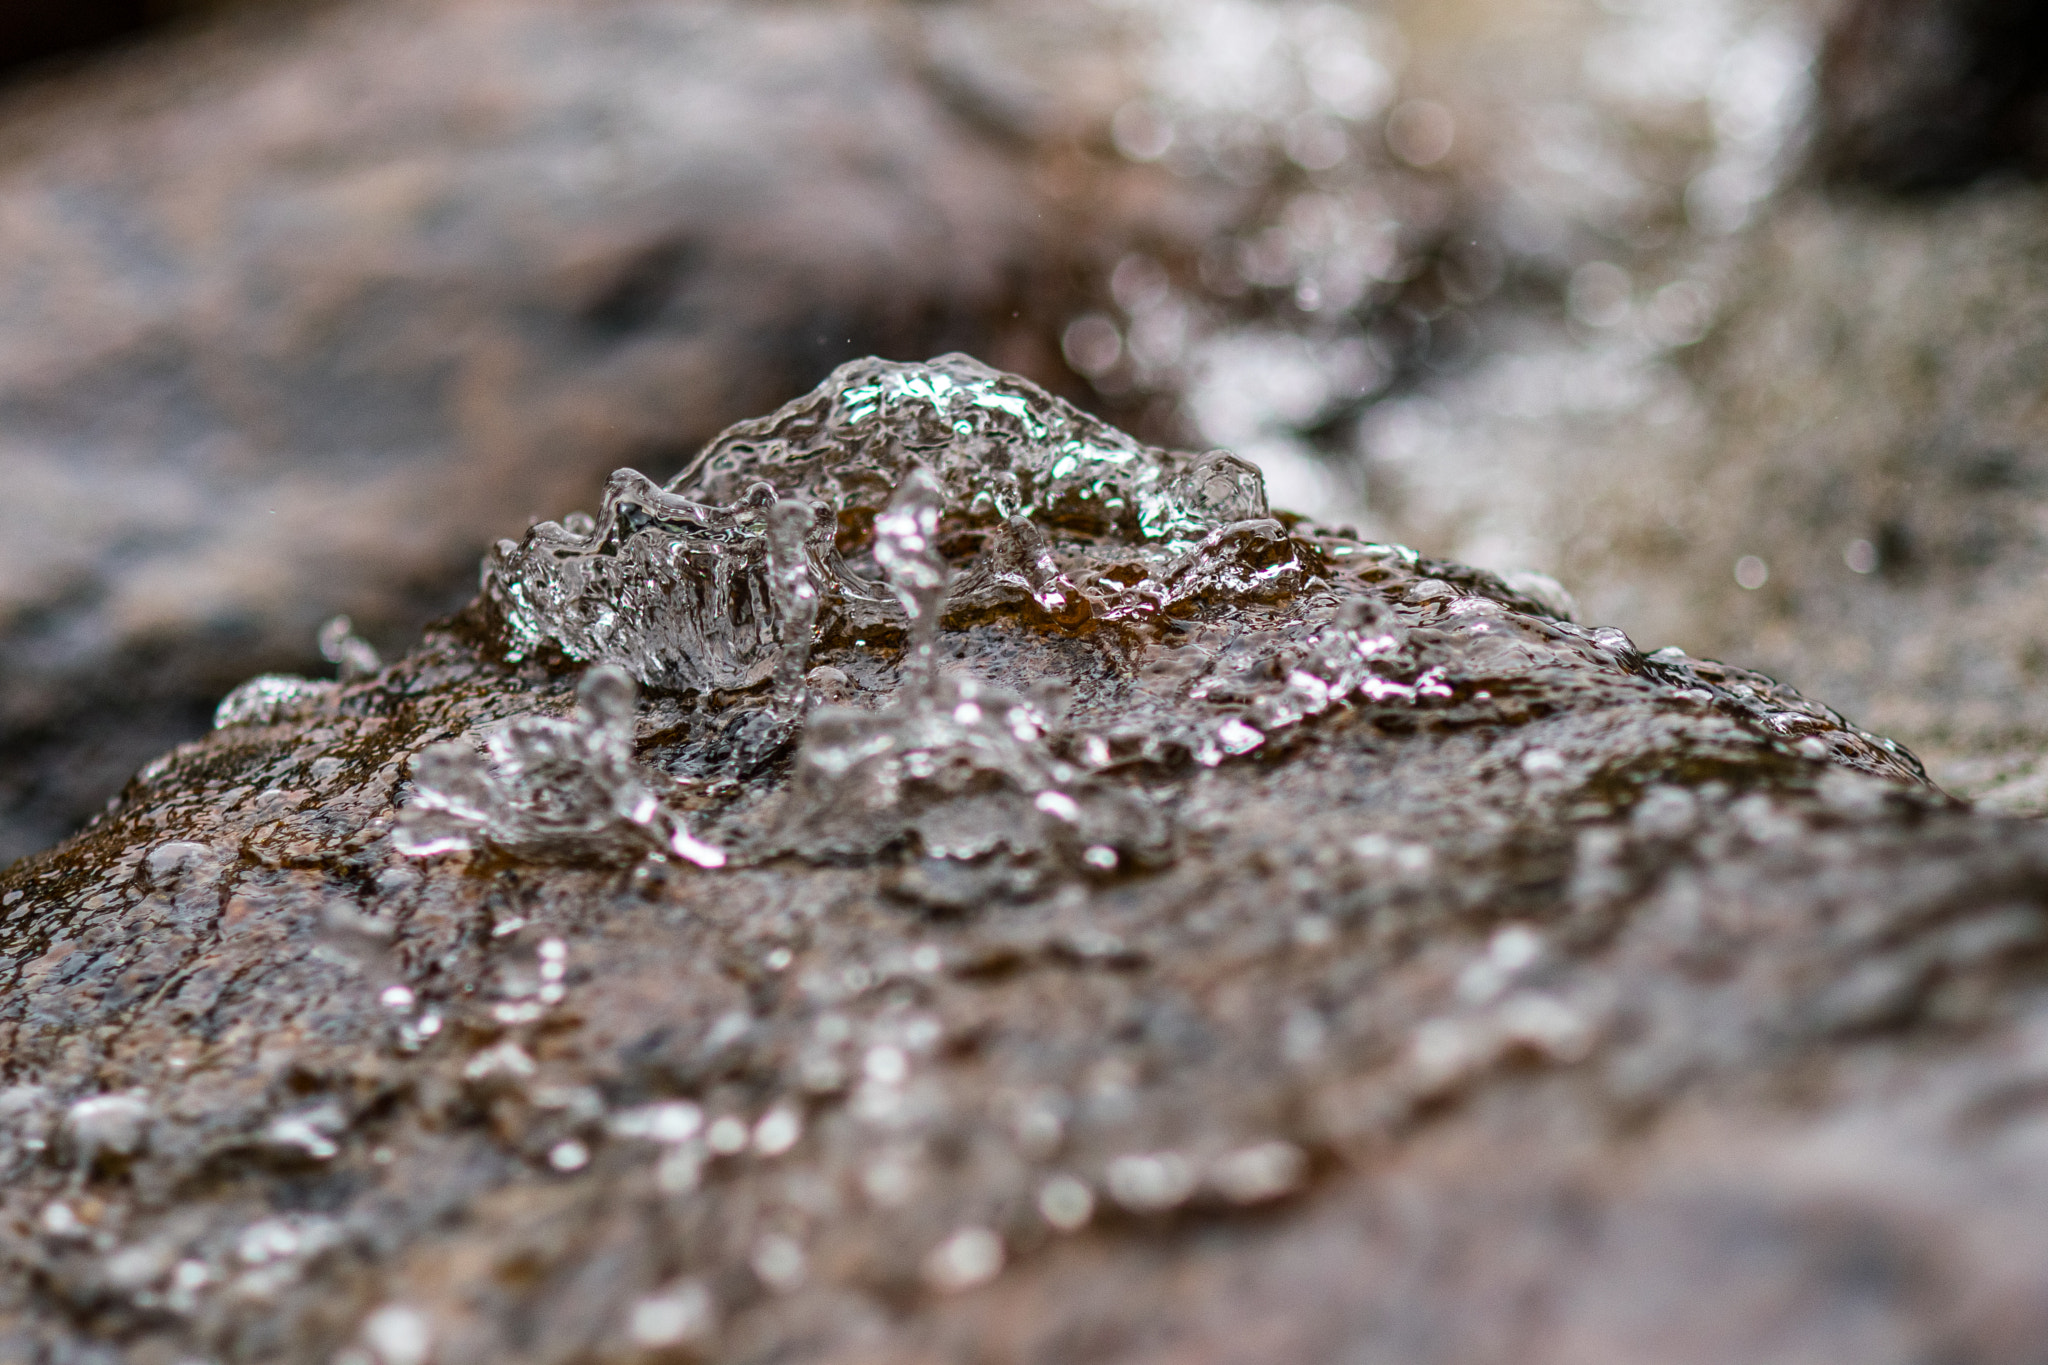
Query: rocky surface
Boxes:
[
  {"xmin": 0, "ymin": 0, "xmax": 1233, "ymax": 865},
  {"xmin": 7, "ymin": 359, "xmax": 2048, "ymax": 1364},
  {"xmin": 1591, "ymin": 184, "xmax": 2048, "ymax": 813},
  {"xmin": 1390, "ymin": 175, "xmax": 2048, "ymax": 816},
  {"xmin": 1325, "ymin": 0, "xmax": 2048, "ymax": 818}
]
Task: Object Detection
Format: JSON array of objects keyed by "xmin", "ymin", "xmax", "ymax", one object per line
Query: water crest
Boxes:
[
  {"xmin": 672, "ymin": 353, "xmax": 1266, "ymax": 547},
  {"xmin": 476, "ymin": 356, "xmax": 1280, "ymax": 696}
]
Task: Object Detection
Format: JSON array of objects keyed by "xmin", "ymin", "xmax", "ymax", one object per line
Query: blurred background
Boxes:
[{"xmin": 2, "ymin": 0, "xmax": 2046, "ymax": 864}]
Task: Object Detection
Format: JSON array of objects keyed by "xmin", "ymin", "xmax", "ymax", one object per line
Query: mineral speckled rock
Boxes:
[{"xmin": 6, "ymin": 359, "xmax": 2048, "ymax": 1364}]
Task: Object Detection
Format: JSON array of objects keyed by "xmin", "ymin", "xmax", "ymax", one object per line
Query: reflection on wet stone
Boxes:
[{"xmin": 2, "ymin": 354, "xmax": 2034, "ymax": 1365}]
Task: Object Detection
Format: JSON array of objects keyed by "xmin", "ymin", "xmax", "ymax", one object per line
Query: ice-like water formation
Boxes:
[
  {"xmin": 483, "ymin": 472, "xmax": 789, "ymax": 693},
  {"xmin": 673, "ymin": 354, "xmax": 1266, "ymax": 547},
  {"xmin": 443, "ymin": 353, "xmax": 1919, "ymax": 875},
  {"xmin": 477, "ymin": 356, "xmax": 1275, "ymax": 694},
  {"xmin": 395, "ymin": 665, "xmax": 723, "ymax": 867}
]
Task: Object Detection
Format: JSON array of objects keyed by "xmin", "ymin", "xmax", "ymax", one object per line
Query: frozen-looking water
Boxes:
[{"xmin": 391, "ymin": 354, "xmax": 1924, "ymax": 869}]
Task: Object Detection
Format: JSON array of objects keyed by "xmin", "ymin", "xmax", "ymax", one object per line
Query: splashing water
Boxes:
[
  {"xmin": 385, "ymin": 353, "xmax": 1921, "ymax": 871},
  {"xmin": 476, "ymin": 356, "xmax": 1275, "ymax": 696},
  {"xmin": 775, "ymin": 464, "xmax": 1156, "ymax": 865},
  {"xmin": 766, "ymin": 499, "xmax": 824, "ymax": 708},
  {"xmin": 873, "ymin": 470, "xmax": 950, "ymax": 698},
  {"xmin": 213, "ymin": 614, "xmax": 381, "ymax": 728},
  {"xmin": 483, "ymin": 474, "xmax": 785, "ymax": 693},
  {"xmin": 672, "ymin": 354, "xmax": 1266, "ymax": 547},
  {"xmin": 395, "ymin": 665, "xmax": 724, "ymax": 868}
]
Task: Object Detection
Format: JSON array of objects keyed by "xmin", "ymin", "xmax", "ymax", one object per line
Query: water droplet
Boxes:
[
  {"xmin": 752, "ymin": 1105, "xmax": 802, "ymax": 1157},
  {"xmin": 1208, "ymin": 1141, "xmax": 1307, "ymax": 1204},
  {"xmin": 1038, "ymin": 1174, "xmax": 1095, "ymax": 1230},
  {"xmin": 873, "ymin": 469, "xmax": 950, "ymax": 698},
  {"xmin": 864, "ymin": 1045, "xmax": 909, "ymax": 1086},
  {"xmin": 627, "ymin": 1281, "xmax": 714, "ymax": 1349},
  {"xmin": 63, "ymin": 1091, "xmax": 152, "ymax": 1168},
  {"xmin": 609, "ymin": 1101, "xmax": 703, "ymax": 1145},
  {"xmin": 767, "ymin": 499, "xmax": 824, "ymax": 706},
  {"xmin": 751, "ymin": 1235, "xmax": 806, "ymax": 1292},
  {"xmin": 212, "ymin": 674, "xmax": 336, "ymax": 729},
  {"xmin": 1105, "ymin": 1151, "xmax": 1197, "ymax": 1212},
  {"xmin": 317, "ymin": 614, "xmax": 382, "ymax": 681},
  {"xmin": 264, "ymin": 1101, "xmax": 346, "ymax": 1162},
  {"xmin": 462, "ymin": 1041, "xmax": 536, "ymax": 1086},
  {"xmin": 923, "ymin": 1227, "xmax": 1005, "ymax": 1291},
  {"xmin": 359, "ymin": 1304, "xmax": 432, "ymax": 1365},
  {"xmin": 706, "ymin": 1115, "xmax": 750, "ymax": 1155}
]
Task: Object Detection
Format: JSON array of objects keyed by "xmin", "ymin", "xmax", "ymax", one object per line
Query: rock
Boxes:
[
  {"xmin": 1321, "ymin": 0, "xmax": 2048, "ymax": 814},
  {"xmin": 1420, "ymin": 178, "xmax": 2048, "ymax": 816},
  {"xmin": 0, "ymin": 0, "xmax": 1220, "ymax": 865},
  {"xmin": 1599, "ymin": 186, "xmax": 2048, "ymax": 812},
  {"xmin": 7, "ymin": 358, "xmax": 2048, "ymax": 1363},
  {"xmin": 1812, "ymin": 0, "xmax": 2048, "ymax": 191},
  {"xmin": 0, "ymin": 1, "xmax": 211, "ymax": 81}
]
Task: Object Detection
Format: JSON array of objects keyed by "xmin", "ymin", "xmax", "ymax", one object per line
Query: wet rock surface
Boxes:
[
  {"xmin": 6, "ymin": 360, "xmax": 2048, "ymax": 1364},
  {"xmin": 1454, "ymin": 178, "xmax": 2048, "ymax": 819},
  {"xmin": 0, "ymin": 0, "xmax": 1213, "ymax": 865}
]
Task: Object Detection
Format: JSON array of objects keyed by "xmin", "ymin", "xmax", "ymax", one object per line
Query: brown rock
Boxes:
[
  {"xmin": 3, "ymin": 362, "xmax": 2044, "ymax": 1363},
  {"xmin": 0, "ymin": 0, "xmax": 1211, "ymax": 864}
]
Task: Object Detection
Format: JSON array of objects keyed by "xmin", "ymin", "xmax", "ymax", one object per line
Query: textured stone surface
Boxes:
[
  {"xmin": 6, "ymin": 366, "xmax": 2048, "ymax": 1364},
  {"xmin": 1461, "ymin": 182, "xmax": 2048, "ymax": 816},
  {"xmin": 0, "ymin": 0, "xmax": 1211, "ymax": 865}
]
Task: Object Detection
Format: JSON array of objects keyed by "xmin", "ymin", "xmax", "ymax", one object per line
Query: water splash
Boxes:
[
  {"xmin": 446, "ymin": 353, "xmax": 1920, "ymax": 877},
  {"xmin": 780, "ymin": 674, "xmax": 1123, "ymax": 863},
  {"xmin": 873, "ymin": 470, "xmax": 950, "ymax": 698},
  {"xmin": 213, "ymin": 613, "xmax": 381, "ymax": 727},
  {"xmin": 477, "ymin": 356, "xmax": 1275, "ymax": 697},
  {"xmin": 766, "ymin": 499, "xmax": 824, "ymax": 707},
  {"xmin": 673, "ymin": 354, "xmax": 1265, "ymax": 547},
  {"xmin": 773, "ymin": 465, "xmax": 1161, "ymax": 867},
  {"xmin": 395, "ymin": 665, "xmax": 724, "ymax": 868},
  {"xmin": 483, "ymin": 473, "xmax": 784, "ymax": 693},
  {"xmin": 318, "ymin": 615, "xmax": 382, "ymax": 681}
]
